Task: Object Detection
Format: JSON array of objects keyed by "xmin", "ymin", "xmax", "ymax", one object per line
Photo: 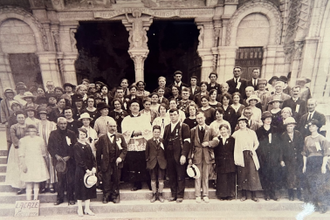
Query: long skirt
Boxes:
[
  {"xmin": 237, "ymin": 151, "xmax": 262, "ymax": 191},
  {"xmin": 216, "ymin": 172, "xmax": 235, "ymax": 198},
  {"xmin": 6, "ymin": 145, "xmax": 25, "ymax": 189},
  {"xmin": 304, "ymin": 156, "xmax": 330, "ymax": 205},
  {"xmin": 75, "ymin": 166, "xmax": 96, "ymax": 201},
  {"xmin": 122, "ymin": 151, "xmax": 148, "ymax": 183}
]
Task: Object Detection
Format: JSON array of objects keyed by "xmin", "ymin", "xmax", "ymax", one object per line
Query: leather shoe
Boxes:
[
  {"xmin": 168, "ymin": 197, "xmax": 177, "ymax": 202},
  {"xmin": 131, "ymin": 186, "xmax": 141, "ymax": 191},
  {"xmin": 49, "ymin": 188, "xmax": 55, "ymax": 193},
  {"xmin": 39, "ymin": 188, "xmax": 47, "ymax": 194},
  {"xmin": 54, "ymin": 199, "xmax": 63, "ymax": 205},
  {"xmin": 240, "ymin": 196, "xmax": 247, "ymax": 202},
  {"xmin": 158, "ymin": 193, "xmax": 164, "ymax": 203},
  {"xmin": 17, "ymin": 189, "xmax": 26, "ymax": 195},
  {"xmin": 150, "ymin": 193, "xmax": 157, "ymax": 203},
  {"xmin": 68, "ymin": 200, "xmax": 75, "ymax": 205},
  {"xmin": 102, "ymin": 197, "xmax": 108, "ymax": 204},
  {"xmin": 176, "ymin": 198, "xmax": 183, "ymax": 203},
  {"xmin": 85, "ymin": 209, "xmax": 95, "ymax": 216},
  {"xmin": 252, "ymin": 197, "xmax": 259, "ymax": 202},
  {"xmin": 320, "ymin": 206, "xmax": 328, "ymax": 214},
  {"xmin": 113, "ymin": 195, "xmax": 120, "ymax": 204}
]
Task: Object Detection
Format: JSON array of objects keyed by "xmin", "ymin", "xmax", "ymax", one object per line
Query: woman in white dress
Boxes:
[
  {"xmin": 19, "ymin": 124, "xmax": 49, "ymax": 200},
  {"xmin": 6, "ymin": 111, "xmax": 27, "ymax": 194}
]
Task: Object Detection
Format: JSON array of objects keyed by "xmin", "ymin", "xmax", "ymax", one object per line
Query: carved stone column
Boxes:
[
  {"xmin": 122, "ymin": 10, "xmax": 153, "ymax": 82},
  {"xmin": 58, "ymin": 22, "xmax": 79, "ymax": 85},
  {"xmin": 195, "ymin": 20, "xmax": 215, "ymax": 82},
  {"xmin": 0, "ymin": 53, "xmax": 15, "ymax": 96}
]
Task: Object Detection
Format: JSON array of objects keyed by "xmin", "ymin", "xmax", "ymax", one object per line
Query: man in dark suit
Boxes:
[
  {"xmin": 163, "ymin": 109, "xmax": 191, "ymax": 203},
  {"xmin": 167, "ymin": 70, "xmax": 188, "ymax": 92},
  {"xmin": 226, "ymin": 66, "xmax": 247, "ymax": 97},
  {"xmin": 298, "ymin": 98, "xmax": 326, "ymax": 137},
  {"xmin": 96, "ymin": 117, "xmax": 127, "ymax": 204},
  {"xmin": 48, "ymin": 117, "xmax": 77, "ymax": 206},
  {"xmin": 283, "ymin": 86, "xmax": 307, "ymax": 122},
  {"xmin": 188, "ymin": 111, "xmax": 217, "ymax": 203},
  {"xmin": 145, "ymin": 125, "xmax": 167, "ymax": 203},
  {"xmin": 189, "ymin": 76, "xmax": 201, "ymax": 100},
  {"xmin": 246, "ymin": 68, "xmax": 260, "ymax": 91}
]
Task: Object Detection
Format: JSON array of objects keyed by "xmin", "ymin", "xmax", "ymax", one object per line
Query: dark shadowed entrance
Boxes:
[
  {"xmin": 75, "ymin": 21, "xmax": 134, "ymax": 88},
  {"xmin": 145, "ymin": 19, "xmax": 201, "ymax": 91}
]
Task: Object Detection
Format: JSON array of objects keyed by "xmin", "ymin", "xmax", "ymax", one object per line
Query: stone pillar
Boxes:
[
  {"xmin": 195, "ymin": 20, "xmax": 215, "ymax": 82},
  {"xmin": 217, "ymin": 46, "xmax": 237, "ymax": 82},
  {"xmin": 37, "ymin": 52, "xmax": 62, "ymax": 87},
  {"xmin": 122, "ymin": 10, "xmax": 153, "ymax": 82},
  {"xmin": 0, "ymin": 53, "xmax": 15, "ymax": 97},
  {"xmin": 58, "ymin": 22, "xmax": 79, "ymax": 85}
]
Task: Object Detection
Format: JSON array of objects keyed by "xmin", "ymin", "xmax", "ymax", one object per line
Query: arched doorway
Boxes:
[
  {"xmin": 144, "ymin": 19, "xmax": 201, "ymax": 91},
  {"xmin": 75, "ymin": 21, "xmax": 135, "ymax": 88}
]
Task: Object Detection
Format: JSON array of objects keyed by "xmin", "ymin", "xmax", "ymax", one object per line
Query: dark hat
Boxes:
[
  {"xmin": 261, "ymin": 111, "xmax": 272, "ymax": 120},
  {"xmin": 63, "ymin": 83, "xmax": 75, "ymax": 89},
  {"xmin": 173, "ymin": 70, "xmax": 183, "ymax": 76},
  {"xmin": 73, "ymin": 94, "xmax": 83, "ymax": 102},
  {"xmin": 237, "ymin": 116, "xmax": 249, "ymax": 123},
  {"xmin": 38, "ymin": 107, "xmax": 48, "ymax": 115},
  {"xmin": 16, "ymin": 82, "xmax": 27, "ymax": 91},
  {"xmin": 268, "ymin": 76, "xmax": 279, "ymax": 84},
  {"xmin": 307, "ymin": 119, "xmax": 322, "ymax": 128},
  {"xmin": 55, "ymin": 160, "xmax": 67, "ymax": 173},
  {"xmin": 278, "ymin": 76, "xmax": 288, "ymax": 83},
  {"xmin": 97, "ymin": 102, "xmax": 110, "ymax": 111},
  {"xmin": 35, "ymin": 96, "xmax": 48, "ymax": 105},
  {"xmin": 25, "ymin": 106, "xmax": 37, "ymax": 113},
  {"xmin": 268, "ymin": 98, "xmax": 283, "ymax": 105},
  {"xmin": 296, "ymin": 77, "xmax": 311, "ymax": 84},
  {"xmin": 4, "ymin": 88, "xmax": 14, "ymax": 94},
  {"xmin": 46, "ymin": 93, "xmax": 57, "ymax": 100}
]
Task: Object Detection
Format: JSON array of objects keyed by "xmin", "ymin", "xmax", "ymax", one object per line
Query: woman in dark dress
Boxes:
[
  {"xmin": 302, "ymin": 119, "xmax": 330, "ymax": 213},
  {"xmin": 280, "ymin": 117, "xmax": 304, "ymax": 201},
  {"xmin": 74, "ymin": 128, "xmax": 97, "ymax": 216},
  {"xmin": 109, "ymin": 98, "xmax": 128, "ymax": 133},
  {"xmin": 199, "ymin": 95, "xmax": 215, "ymax": 125},
  {"xmin": 183, "ymin": 103, "xmax": 198, "ymax": 129},
  {"xmin": 220, "ymin": 93, "xmax": 237, "ymax": 132},
  {"xmin": 213, "ymin": 124, "xmax": 236, "ymax": 200},
  {"xmin": 256, "ymin": 111, "xmax": 282, "ymax": 201}
]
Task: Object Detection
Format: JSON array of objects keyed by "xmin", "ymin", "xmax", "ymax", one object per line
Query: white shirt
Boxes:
[{"xmin": 170, "ymin": 121, "xmax": 180, "ymax": 132}]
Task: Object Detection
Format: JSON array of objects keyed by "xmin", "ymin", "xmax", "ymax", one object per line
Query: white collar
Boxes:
[
  {"xmin": 199, "ymin": 125, "xmax": 205, "ymax": 130},
  {"xmin": 171, "ymin": 121, "xmax": 179, "ymax": 128}
]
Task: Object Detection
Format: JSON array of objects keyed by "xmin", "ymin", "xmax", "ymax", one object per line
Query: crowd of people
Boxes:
[{"xmin": 0, "ymin": 67, "xmax": 329, "ymax": 216}]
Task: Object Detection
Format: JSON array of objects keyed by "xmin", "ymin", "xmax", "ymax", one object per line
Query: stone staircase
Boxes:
[{"xmin": 0, "ymin": 139, "xmax": 329, "ymax": 219}]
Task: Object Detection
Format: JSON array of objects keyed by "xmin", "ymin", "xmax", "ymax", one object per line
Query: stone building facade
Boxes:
[{"xmin": 0, "ymin": 0, "xmax": 329, "ymax": 106}]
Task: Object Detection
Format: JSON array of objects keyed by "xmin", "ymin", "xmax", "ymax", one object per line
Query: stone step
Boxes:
[
  {"xmin": 1, "ymin": 210, "xmax": 330, "ymax": 220},
  {"xmin": 0, "ymin": 156, "xmax": 7, "ymax": 165},
  {"xmin": 0, "ymin": 150, "xmax": 7, "ymax": 157},
  {"xmin": 0, "ymin": 165, "xmax": 7, "ymax": 173},
  {"xmin": 0, "ymin": 174, "xmax": 5, "ymax": 182},
  {"xmin": 0, "ymin": 200, "xmax": 312, "ymax": 217},
  {"xmin": 0, "ymin": 183, "xmax": 16, "ymax": 192}
]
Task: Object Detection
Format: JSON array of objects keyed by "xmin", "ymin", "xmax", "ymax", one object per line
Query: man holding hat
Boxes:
[
  {"xmin": 188, "ymin": 111, "xmax": 217, "ymax": 203},
  {"xmin": 163, "ymin": 108, "xmax": 191, "ymax": 203},
  {"xmin": 1, "ymin": 88, "xmax": 16, "ymax": 150},
  {"xmin": 96, "ymin": 117, "xmax": 127, "ymax": 204},
  {"xmin": 48, "ymin": 117, "xmax": 77, "ymax": 205}
]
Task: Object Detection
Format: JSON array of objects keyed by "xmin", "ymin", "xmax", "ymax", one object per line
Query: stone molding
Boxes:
[
  {"xmin": 225, "ymin": 0, "xmax": 282, "ymax": 46},
  {"xmin": 0, "ymin": 6, "xmax": 49, "ymax": 52}
]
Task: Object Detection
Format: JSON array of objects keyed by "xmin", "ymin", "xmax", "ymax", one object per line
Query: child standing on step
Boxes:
[{"xmin": 145, "ymin": 125, "xmax": 167, "ymax": 203}]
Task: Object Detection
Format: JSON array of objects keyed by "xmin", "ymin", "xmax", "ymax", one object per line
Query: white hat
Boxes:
[
  {"xmin": 84, "ymin": 173, "xmax": 97, "ymax": 188},
  {"xmin": 246, "ymin": 94, "xmax": 260, "ymax": 104},
  {"xmin": 186, "ymin": 164, "xmax": 200, "ymax": 179},
  {"xmin": 283, "ymin": 117, "xmax": 297, "ymax": 125},
  {"xmin": 78, "ymin": 112, "xmax": 93, "ymax": 121}
]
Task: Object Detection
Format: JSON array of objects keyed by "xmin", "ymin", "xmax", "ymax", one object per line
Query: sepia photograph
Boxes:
[{"xmin": 0, "ymin": 0, "xmax": 330, "ymax": 219}]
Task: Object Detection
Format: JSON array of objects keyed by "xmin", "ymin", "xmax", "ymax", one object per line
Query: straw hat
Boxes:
[
  {"xmin": 246, "ymin": 94, "xmax": 260, "ymax": 104},
  {"xmin": 84, "ymin": 173, "xmax": 97, "ymax": 188},
  {"xmin": 186, "ymin": 164, "xmax": 200, "ymax": 179}
]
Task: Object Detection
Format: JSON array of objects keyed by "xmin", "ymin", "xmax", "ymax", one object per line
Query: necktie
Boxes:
[
  {"xmin": 308, "ymin": 113, "xmax": 312, "ymax": 121},
  {"xmin": 156, "ymin": 139, "xmax": 159, "ymax": 145},
  {"xmin": 162, "ymin": 118, "xmax": 164, "ymax": 130}
]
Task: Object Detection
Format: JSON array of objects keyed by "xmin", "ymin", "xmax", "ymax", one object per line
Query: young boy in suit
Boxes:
[{"xmin": 145, "ymin": 125, "xmax": 167, "ymax": 203}]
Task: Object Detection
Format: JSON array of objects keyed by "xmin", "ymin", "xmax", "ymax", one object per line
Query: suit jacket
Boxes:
[
  {"xmin": 247, "ymin": 79, "xmax": 259, "ymax": 91},
  {"xmin": 226, "ymin": 78, "xmax": 247, "ymax": 97},
  {"xmin": 298, "ymin": 111, "xmax": 326, "ymax": 137},
  {"xmin": 145, "ymin": 138, "xmax": 167, "ymax": 170},
  {"xmin": 282, "ymin": 98, "xmax": 307, "ymax": 121},
  {"xmin": 189, "ymin": 125, "xmax": 217, "ymax": 165},
  {"xmin": 96, "ymin": 133, "xmax": 128, "ymax": 172},
  {"xmin": 189, "ymin": 86, "xmax": 201, "ymax": 97},
  {"xmin": 163, "ymin": 122, "xmax": 191, "ymax": 165}
]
